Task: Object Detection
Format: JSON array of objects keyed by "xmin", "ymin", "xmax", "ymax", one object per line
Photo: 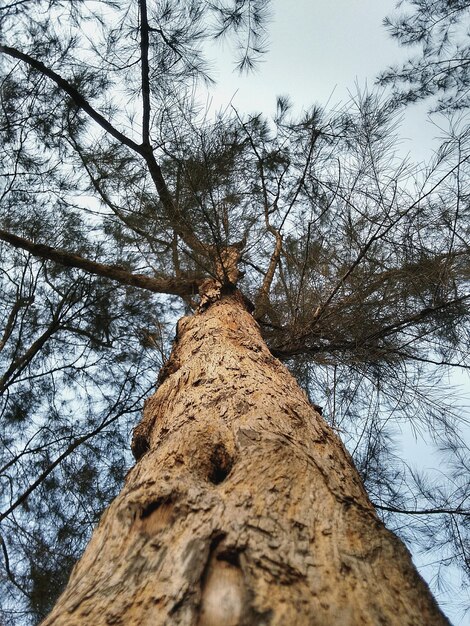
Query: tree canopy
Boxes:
[{"xmin": 0, "ymin": 1, "xmax": 469, "ymax": 623}]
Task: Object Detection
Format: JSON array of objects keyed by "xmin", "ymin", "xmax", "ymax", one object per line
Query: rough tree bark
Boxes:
[{"xmin": 42, "ymin": 288, "xmax": 450, "ymax": 625}]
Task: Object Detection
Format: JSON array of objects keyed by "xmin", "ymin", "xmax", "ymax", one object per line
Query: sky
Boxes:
[
  {"xmin": 212, "ymin": 0, "xmax": 399, "ymax": 105},
  {"xmin": 200, "ymin": 2, "xmax": 469, "ymax": 624},
  {"xmin": 204, "ymin": 0, "xmax": 437, "ymax": 163}
]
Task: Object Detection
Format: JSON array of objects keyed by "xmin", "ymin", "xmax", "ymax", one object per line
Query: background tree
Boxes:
[
  {"xmin": 0, "ymin": 1, "xmax": 469, "ymax": 624},
  {"xmin": 378, "ymin": 4, "xmax": 470, "ymax": 615}
]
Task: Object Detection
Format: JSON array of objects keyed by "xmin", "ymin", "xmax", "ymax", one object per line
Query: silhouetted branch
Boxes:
[
  {"xmin": 139, "ymin": 0, "xmax": 151, "ymax": 146},
  {"xmin": 0, "ymin": 45, "xmax": 142, "ymax": 153},
  {"xmin": 374, "ymin": 503, "xmax": 470, "ymax": 517},
  {"xmin": 0, "ymin": 228, "xmax": 202, "ymax": 296}
]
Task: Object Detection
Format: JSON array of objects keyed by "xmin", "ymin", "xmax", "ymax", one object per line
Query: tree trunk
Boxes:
[{"xmin": 43, "ymin": 291, "xmax": 450, "ymax": 625}]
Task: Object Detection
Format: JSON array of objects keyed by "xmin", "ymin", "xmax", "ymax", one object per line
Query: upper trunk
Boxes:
[{"xmin": 42, "ymin": 291, "xmax": 450, "ymax": 625}]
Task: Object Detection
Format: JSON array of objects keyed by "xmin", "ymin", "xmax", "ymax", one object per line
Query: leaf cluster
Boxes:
[{"xmin": 379, "ymin": 0, "xmax": 470, "ymax": 112}]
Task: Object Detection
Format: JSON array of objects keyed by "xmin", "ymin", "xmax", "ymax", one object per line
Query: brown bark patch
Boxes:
[
  {"xmin": 137, "ymin": 496, "xmax": 175, "ymax": 535},
  {"xmin": 198, "ymin": 537, "xmax": 245, "ymax": 626}
]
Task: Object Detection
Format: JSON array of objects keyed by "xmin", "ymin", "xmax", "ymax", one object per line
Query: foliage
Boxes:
[
  {"xmin": 0, "ymin": 1, "xmax": 469, "ymax": 623},
  {"xmin": 379, "ymin": 0, "xmax": 470, "ymax": 112}
]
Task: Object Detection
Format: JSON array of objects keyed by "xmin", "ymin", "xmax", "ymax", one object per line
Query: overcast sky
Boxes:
[
  {"xmin": 202, "ymin": 3, "xmax": 469, "ymax": 624},
  {"xmin": 204, "ymin": 0, "xmax": 439, "ymax": 164},
  {"xmin": 213, "ymin": 0, "xmax": 399, "ymax": 105}
]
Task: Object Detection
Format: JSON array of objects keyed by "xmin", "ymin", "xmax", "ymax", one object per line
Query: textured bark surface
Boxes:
[{"xmin": 43, "ymin": 292, "xmax": 450, "ymax": 625}]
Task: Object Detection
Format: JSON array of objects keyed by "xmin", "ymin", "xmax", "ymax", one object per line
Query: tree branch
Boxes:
[
  {"xmin": 366, "ymin": 294, "xmax": 470, "ymax": 342},
  {"xmin": 0, "ymin": 44, "xmax": 142, "ymax": 153},
  {"xmin": 0, "ymin": 534, "xmax": 29, "ymax": 597},
  {"xmin": 0, "ymin": 387, "xmax": 147, "ymax": 524},
  {"xmin": 143, "ymin": 148, "xmax": 207, "ymax": 254},
  {"xmin": 139, "ymin": 0, "xmax": 151, "ymax": 146},
  {"xmin": 0, "ymin": 45, "xmax": 211, "ymax": 256},
  {"xmin": 0, "ymin": 309, "xmax": 61, "ymax": 394},
  {"xmin": 254, "ymin": 227, "xmax": 282, "ymax": 319},
  {"xmin": 303, "ymin": 153, "xmax": 470, "ymax": 335},
  {"xmin": 374, "ymin": 503, "xmax": 470, "ymax": 517},
  {"xmin": 271, "ymin": 294, "xmax": 470, "ymax": 359},
  {"xmin": 0, "ymin": 228, "xmax": 202, "ymax": 296},
  {"xmin": 66, "ymin": 129, "xmax": 169, "ymax": 252},
  {"xmin": 0, "ymin": 295, "xmax": 33, "ymax": 352}
]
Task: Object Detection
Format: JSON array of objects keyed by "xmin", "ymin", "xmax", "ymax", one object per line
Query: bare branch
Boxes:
[
  {"xmin": 0, "ymin": 228, "xmax": 202, "ymax": 297},
  {"xmin": 0, "ymin": 44, "xmax": 142, "ymax": 153},
  {"xmin": 139, "ymin": 0, "xmax": 151, "ymax": 146},
  {"xmin": 374, "ymin": 503, "xmax": 470, "ymax": 517}
]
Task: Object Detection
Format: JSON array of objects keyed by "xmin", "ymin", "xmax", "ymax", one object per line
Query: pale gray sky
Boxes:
[
  {"xmin": 205, "ymin": 0, "xmax": 437, "ymax": 163},
  {"xmin": 213, "ymin": 0, "xmax": 399, "ymax": 106}
]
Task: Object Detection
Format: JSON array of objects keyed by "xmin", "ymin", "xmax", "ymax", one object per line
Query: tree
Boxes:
[
  {"xmin": 0, "ymin": 1, "xmax": 469, "ymax": 624},
  {"xmin": 379, "ymin": 0, "xmax": 470, "ymax": 112}
]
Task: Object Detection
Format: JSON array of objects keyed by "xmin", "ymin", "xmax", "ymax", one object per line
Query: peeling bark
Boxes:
[{"xmin": 43, "ymin": 291, "xmax": 450, "ymax": 625}]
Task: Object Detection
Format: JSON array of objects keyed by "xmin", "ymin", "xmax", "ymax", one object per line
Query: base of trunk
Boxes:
[{"xmin": 43, "ymin": 293, "xmax": 450, "ymax": 625}]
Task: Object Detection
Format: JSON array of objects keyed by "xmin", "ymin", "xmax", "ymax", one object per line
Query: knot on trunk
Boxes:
[
  {"xmin": 213, "ymin": 246, "xmax": 242, "ymax": 285},
  {"xmin": 198, "ymin": 245, "xmax": 244, "ymax": 312},
  {"xmin": 198, "ymin": 279, "xmax": 222, "ymax": 312},
  {"xmin": 131, "ymin": 422, "xmax": 151, "ymax": 460}
]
